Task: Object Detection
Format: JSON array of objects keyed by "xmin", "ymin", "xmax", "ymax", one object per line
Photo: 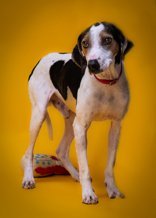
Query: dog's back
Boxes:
[{"xmin": 28, "ymin": 52, "xmax": 84, "ymax": 112}]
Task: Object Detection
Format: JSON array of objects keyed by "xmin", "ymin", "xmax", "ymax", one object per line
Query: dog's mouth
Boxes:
[
  {"xmin": 88, "ymin": 59, "xmax": 114, "ymax": 75},
  {"xmin": 89, "ymin": 62, "xmax": 120, "ymax": 80},
  {"xmin": 88, "ymin": 65, "xmax": 111, "ymax": 74},
  {"xmin": 88, "ymin": 68, "xmax": 103, "ymax": 75}
]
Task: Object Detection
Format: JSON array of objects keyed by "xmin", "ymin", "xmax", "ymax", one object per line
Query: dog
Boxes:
[{"xmin": 22, "ymin": 22, "xmax": 133, "ymax": 204}]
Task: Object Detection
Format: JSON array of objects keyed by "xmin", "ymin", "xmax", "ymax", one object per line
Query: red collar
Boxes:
[{"xmin": 93, "ymin": 64, "xmax": 122, "ymax": 85}]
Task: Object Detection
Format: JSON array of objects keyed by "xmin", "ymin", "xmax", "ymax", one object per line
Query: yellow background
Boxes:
[{"xmin": 0, "ymin": 0, "xmax": 156, "ymax": 217}]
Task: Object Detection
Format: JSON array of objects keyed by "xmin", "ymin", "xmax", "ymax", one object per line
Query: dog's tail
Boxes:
[{"xmin": 45, "ymin": 111, "xmax": 53, "ymax": 140}]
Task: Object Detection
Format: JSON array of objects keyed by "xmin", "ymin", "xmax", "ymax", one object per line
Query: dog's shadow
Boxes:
[
  {"xmin": 35, "ymin": 174, "xmax": 111, "ymax": 199},
  {"xmin": 35, "ymin": 174, "xmax": 75, "ymax": 184}
]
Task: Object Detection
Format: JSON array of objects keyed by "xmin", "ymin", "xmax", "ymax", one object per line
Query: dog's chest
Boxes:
[
  {"xmin": 91, "ymin": 88, "xmax": 127, "ymax": 120},
  {"xmin": 77, "ymin": 72, "xmax": 129, "ymax": 121}
]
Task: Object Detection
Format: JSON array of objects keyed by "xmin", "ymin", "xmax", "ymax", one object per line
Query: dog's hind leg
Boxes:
[
  {"xmin": 22, "ymin": 101, "xmax": 48, "ymax": 189},
  {"xmin": 56, "ymin": 112, "xmax": 79, "ymax": 181},
  {"xmin": 51, "ymin": 95, "xmax": 79, "ymax": 181}
]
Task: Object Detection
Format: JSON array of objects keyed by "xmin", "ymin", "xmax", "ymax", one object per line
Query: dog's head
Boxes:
[{"xmin": 72, "ymin": 22, "xmax": 133, "ymax": 76}]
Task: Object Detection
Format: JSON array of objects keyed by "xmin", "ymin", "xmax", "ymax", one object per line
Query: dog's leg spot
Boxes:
[{"xmin": 51, "ymin": 95, "xmax": 70, "ymax": 118}]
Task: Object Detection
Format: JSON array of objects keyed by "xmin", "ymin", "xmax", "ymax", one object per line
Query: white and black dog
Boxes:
[{"xmin": 22, "ymin": 22, "xmax": 133, "ymax": 204}]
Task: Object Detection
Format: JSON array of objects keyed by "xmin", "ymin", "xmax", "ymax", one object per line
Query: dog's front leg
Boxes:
[
  {"xmin": 73, "ymin": 117, "xmax": 98, "ymax": 204},
  {"xmin": 105, "ymin": 120, "xmax": 125, "ymax": 198}
]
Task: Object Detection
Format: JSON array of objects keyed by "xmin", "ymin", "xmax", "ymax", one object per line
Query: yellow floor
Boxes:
[{"xmin": 0, "ymin": 0, "xmax": 156, "ymax": 217}]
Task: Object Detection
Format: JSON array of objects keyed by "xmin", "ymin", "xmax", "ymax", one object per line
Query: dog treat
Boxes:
[{"xmin": 33, "ymin": 154, "xmax": 69, "ymax": 177}]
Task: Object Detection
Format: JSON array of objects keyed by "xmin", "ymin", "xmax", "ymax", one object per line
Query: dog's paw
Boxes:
[
  {"xmin": 22, "ymin": 178, "xmax": 36, "ymax": 189},
  {"xmin": 105, "ymin": 182, "xmax": 125, "ymax": 199},
  {"xmin": 82, "ymin": 189, "xmax": 98, "ymax": 204}
]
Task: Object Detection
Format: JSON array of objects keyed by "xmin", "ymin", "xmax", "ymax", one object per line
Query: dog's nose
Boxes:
[{"xmin": 88, "ymin": 59, "xmax": 100, "ymax": 73}]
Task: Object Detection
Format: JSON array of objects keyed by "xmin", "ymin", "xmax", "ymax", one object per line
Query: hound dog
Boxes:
[{"xmin": 22, "ymin": 22, "xmax": 133, "ymax": 204}]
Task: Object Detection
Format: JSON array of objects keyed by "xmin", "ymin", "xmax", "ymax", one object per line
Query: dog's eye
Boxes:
[
  {"xmin": 103, "ymin": 37, "xmax": 112, "ymax": 45},
  {"xmin": 82, "ymin": 40, "xmax": 89, "ymax": 48}
]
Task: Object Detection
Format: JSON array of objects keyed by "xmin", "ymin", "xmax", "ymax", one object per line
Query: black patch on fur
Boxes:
[
  {"xmin": 77, "ymin": 26, "xmax": 91, "ymax": 53},
  {"xmin": 94, "ymin": 22, "xmax": 101, "ymax": 26},
  {"xmin": 49, "ymin": 59, "xmax": 84, "ymax": 100},
  {"xmin": 102, "ymin": 22, "xmax": 125, "ymax": 64},
  {"xmin": 49, "ymin": 60, "xmax": 65, "ymax": 97},
  {"xmin": 124, "ymin": 40, "xmax": 134, "ymax": 55},
  {"xmin": 72, "ymin": 45, "xmax": 87, "ymax": 71},
  {"xmin": 28, "ymin": 60, "xmax": 40, "ymax": 81},
  {"xmin": 59, "ymin": 52, "xmax": 67, "ymax": 54},
  {"xmin": 71, "ymin": 26, "xmax": 90, "ymax": 71}
]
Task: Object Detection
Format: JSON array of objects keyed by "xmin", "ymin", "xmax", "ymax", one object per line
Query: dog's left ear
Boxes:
[
  {"xmin": 122, "ymin": 39, "xmax": 134, "ymax": 56},
  {"xmin": 106, "ymin": 23, "xmax": 134, "ymax": 63}
]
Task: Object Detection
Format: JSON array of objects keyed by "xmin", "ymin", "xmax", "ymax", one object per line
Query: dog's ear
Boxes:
[
  {"xmin": 72, "ymin": 45, "xmax": 85, "ymax": 68},
  {"xmin": 116, "ymin": 39, "xmax": 134, "ymax": 63},
  {"xmin": 72, "ymin": 45, "xmax": 87, "ymax": 73},
  {"xmin": 111, "ymin": 25, "xmax": 134, "ymax": 56},
  {"xmin": 72, "ymin": 45, "xmax": 87, "ymax": 72},
  {"xmin": 103, "ymin": 22, "xmax": 134, "ymax": 63},
  {"xmin": 72, "ymin": 27, "xmax": 90, "ymax": 71},
  {"xmin": 122, "ymin": 39, "xmax": 134, "ymax": 55}
]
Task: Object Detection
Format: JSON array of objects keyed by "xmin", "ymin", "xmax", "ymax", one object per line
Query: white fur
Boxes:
[
  {"xmin": 87, "ymin": 24, "xmax": 114, "ymax": 73},
  {"xmin": 73, "ymin": 66, "xmax": 129, "ymax": 203}
]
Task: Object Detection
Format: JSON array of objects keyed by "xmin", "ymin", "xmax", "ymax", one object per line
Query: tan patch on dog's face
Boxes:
[
  {"xmin": 81, "ymin": 33, "xmax": 90, "ymax": 56},
  {"xmin": 100, "ymin": 31, "xmax": 119, "ymax": 56},
  {"xmin": 80, "ymin": 29, "xmax": 119, "ymax": 58}
]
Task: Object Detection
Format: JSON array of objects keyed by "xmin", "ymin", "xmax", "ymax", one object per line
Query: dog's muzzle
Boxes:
[{"xmin": 88, "ymin": 59, "xmax": 101, "ymax": 74}]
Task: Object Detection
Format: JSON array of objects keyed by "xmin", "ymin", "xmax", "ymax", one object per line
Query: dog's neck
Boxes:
[
  {"xmin": 72, "ymin": 58, "xmax": 123, "ymax": 86},
  {"xmin": 92, "ymin": 62, "xmax": 122, "ymax": 85}
]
